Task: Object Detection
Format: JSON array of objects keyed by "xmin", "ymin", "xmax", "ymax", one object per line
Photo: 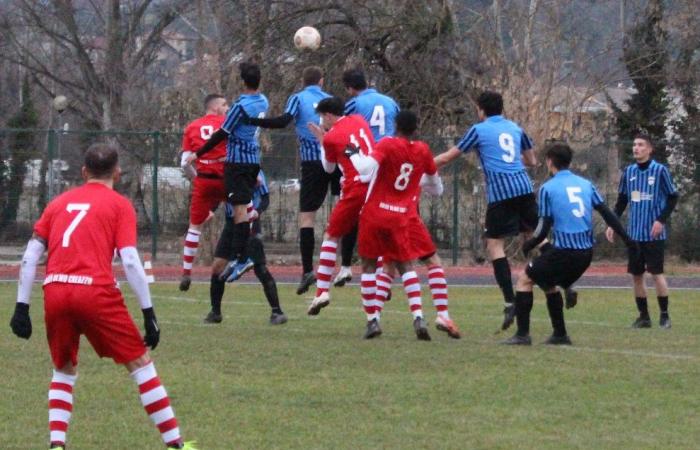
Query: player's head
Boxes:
[
  {"xmin": 476, "ymin": 91, "xmax": 503, "ymax": 119},
  {"xmin": 342, "ymin": 68, "xmax": 367, "ymax": 96},
  {"xmin": 204, "ymin": 94, "xmax": 228, "ymax": 115},
  {"xmin": 302, "ymin": 66, "xmax": 324, "ymax": 87},
  {"xmin": 82, "ymin": 143, "xmax": 120, "ymax": 183},
  {"xmin": 315, "ymin": 96, "xmax": 345, "ymax": 130},
  {"xmin": 240, "ymin": 62, "xmax": 261, "ymax": 90},
  {"xmin": 632, "ymin": 133, "xmax": 653, "ymax": 163},
  {"xmin": 544, "ymin": 142, "xmax": 573, "ymax": 174},
  {"xmin": 395, "ymin": 110, "xmax": 418, "ymax": 138}
]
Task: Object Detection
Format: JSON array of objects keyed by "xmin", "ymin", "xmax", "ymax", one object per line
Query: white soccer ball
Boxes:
[
  {"xmin": 294, "ymin": 26, "xmax": 321, "ymax": 51},
  {"xmin": 52, "ymin": 95, "xmax": 68, "ymax": 112}
]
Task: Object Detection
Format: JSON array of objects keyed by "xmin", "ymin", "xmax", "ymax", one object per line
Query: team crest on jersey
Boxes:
[{"xmin": 648, "ymin": 176, "xmax": 655, "ymax": 186}]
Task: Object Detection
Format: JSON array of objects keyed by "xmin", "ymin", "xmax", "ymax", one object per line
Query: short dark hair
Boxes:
[
  {"xmin": 477, "ymin": 91, "xmax": 503, "ymax": 116},
  {"xmin": 395, "ymin": 110, "xmax": 418, "ymax": 136},
  {"xmin": 84, "ymin": 143, "xmax": 119, "ymax": 179},
  {"xmin": 204, "ymin": 94, "xmax": 225, "ymax": 110},
  {"xmin": 545, "ymin": 142, "xmax": 573, "ymax": 170},
  {"xmin": 342, "ymin": 68, "xmax": 367, "ymax": 90},
  {"xmin": 240, "ymin": 62, "xmax": 261, "ymax": 89},
  {"xmin": 302, "ymin": 66, "xmax": 323, "ymax": 86},
  {"xmin": 634, "ymin": 133, "xmax": 654, "ymax": 148},
  {"xmin": 315, "ymin": 96, "xmax": 345, "ymax": 116}
]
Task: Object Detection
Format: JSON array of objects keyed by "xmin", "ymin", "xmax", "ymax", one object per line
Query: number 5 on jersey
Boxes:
[{"xmin": 62, "ymin": 203, "xmax": 91, "ymax": 247}]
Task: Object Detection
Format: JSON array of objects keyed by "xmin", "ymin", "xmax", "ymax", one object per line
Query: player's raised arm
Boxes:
[
  {"xmin": 10, "ymin": 234, "xmax": 47, "ymax": 339},
  {"xmin": 520, "ymin": 131, "xmax": 537, "ymax": 168},
  {"xmin": 434, "ymin": 146, "xmax": 462, "ymax": 169}
]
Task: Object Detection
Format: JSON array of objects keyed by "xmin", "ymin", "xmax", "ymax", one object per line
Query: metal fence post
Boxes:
[
  {"xmin": 451, "ymin": 158, "xmax": 459, "ymax": 266},
  {"xmin": 151, "ymin": 131, "xmax": 160, "ymax": 259},
  {"xmin": 47, "ymin": 129, "xmax": 57, "ymax": 200}
]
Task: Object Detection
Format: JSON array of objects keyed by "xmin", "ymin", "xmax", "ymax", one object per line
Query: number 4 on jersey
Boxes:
[{"xmin": 62, "ymin": 203, "xmax": 90, "ymax": 247}]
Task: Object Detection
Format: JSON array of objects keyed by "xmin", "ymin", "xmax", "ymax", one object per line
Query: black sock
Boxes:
[
  {"xmin": 300, "ymin": 227, "xmax": 315, "ymax": 274},
  {"xmin": 635, "ymin": 297, "xmax": 649, "ymax": 319},
  {"xmin": 658, "ymin": 296, "xmax": 669, "ymax": 316},
  {"xmin": 210, "ymin": 274, "xmax": 225, "ymax": 315},
  {"xmin": 546, "ymin": 291, "xmax": 567, "ymax": 337},
  {"xmin": 492, "ymin": 257, "xmax": 515, "ymax": 305},
  {"xmin": 232, "ymin": 222, "xmax": 251, "ymax": 260},
  {"xmin": 255, "ymin": 264, "xmax": 282, "ymax": 314},
  {"xmin": 341, "ymin": 227, "xmax": 358, "ymax": 267},
  {"xmin": 515, "ymin": 291, "xmax": 534, "ymax": 336}
]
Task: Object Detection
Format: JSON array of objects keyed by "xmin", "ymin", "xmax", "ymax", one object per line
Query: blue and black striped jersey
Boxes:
[{"xmin": 222, "ymin": 93, "xmax": 269, "ymax": 164}]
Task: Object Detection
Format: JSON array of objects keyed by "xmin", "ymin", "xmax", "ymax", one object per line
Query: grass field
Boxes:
[{"xmin": 1, "ymin": 281, "xmax": 699, "ymax": 449}]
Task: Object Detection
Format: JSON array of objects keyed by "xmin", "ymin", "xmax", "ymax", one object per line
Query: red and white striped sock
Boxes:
[
  {"xmin": 361, "ymin": 273, "xmax": 379, "ymax": 321},
  {"xmin": 315, "ymin": 240, "xmax": 337, "ymax": 297},
  {"xmin": 402, "ymin": 271, "xmax": 424, "ymax": 319},
  {"xmin": 375, "ymin": 272, "xmax": 394, "ymax": 314},
  {"xmin": 428, "ymin": 265, "xmax": 450, "ymax": 319},
  {"xmin": 130, "ymin": 362, "xmax": 181, "ymax": 447},
  {"xmin": 48, "ymin": 370, "xmax": 77, "ymax": 447},
  {"xmin": 182, "ymin": 228, "xmax": 201, "ymax": 276}
]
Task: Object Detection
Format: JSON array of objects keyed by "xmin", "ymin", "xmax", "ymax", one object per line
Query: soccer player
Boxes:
[
  {"xmin": 434, "ymin": 91, "xmax": 538, "ymax": 330},
  {"xmin": 306, "ymin": 96, "xmax": 375, "ymax": 315},
  {"xmin": 503, "ymin": 143, "xmax": 636, "ymax": 346},
  {"xmin": 349, "ymin": 110, "xmax": 456, "ymax": 340},
  {"xmin": 9, "ymin": 144, "xmax": 196, "ymax": 449},
  {"xmin": 187, "ymin": 62, "xmax": 268, "ymax": 281},
  {"xmin": 179, "ymin": 93, "xmax": 229, "ymax": 291},
  {"xmin": 243, "ymin": 66, "xmax": 336, "ymax": 295},
  {"xmin": 203, "ymin": 171, "xmax": 287, "ymax": 325},
  {"xmin": 333, "ymin": 68, "xmax": 401, "ymax": 287},
  {"xmin": 605, "ymin": 134, "xmax": 679, "ymax": 329}
]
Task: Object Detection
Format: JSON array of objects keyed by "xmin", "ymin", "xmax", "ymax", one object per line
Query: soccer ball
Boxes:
[{"xmin": 294, "ymin": 26, "xmax": 321, "ymax": 51}]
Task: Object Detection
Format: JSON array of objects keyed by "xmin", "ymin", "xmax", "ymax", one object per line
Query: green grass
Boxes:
[{"xmin": 1, "ymin": 281, "xmax": 699, "ymax": 449}]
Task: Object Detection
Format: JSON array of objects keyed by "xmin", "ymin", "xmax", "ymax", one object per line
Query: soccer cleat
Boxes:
[
  {"xmin": 333, "ymin": 266, "xmax": 353, "ymax": 287},
  {"xmin": 307, "ymin": 291, "xmax": 330, "ymax": 315},
  {"xmin": 631, "ymin": 316, "xmax": 652, "ymax": 328},
  {"xmin": 413, "ymin": 317, "xmax": 431, "ymax": 341},
  {"xmin": 564, "ymin": 287, "xmax": 578, "ymax": 309},
  {"xmin": 543, "ymin": 334, "xmax": 573, "ymax": 345},
  {"xmin": 49, "ymin": 445, "xmax": 65, "ymax": 450},
  {"xmin": 501, "ymin": 303, "xmax": 516, "ymax": 330},
  {"xmin": 435, "ymin": 316, "xmax": 461, "ymax": 339},
  {"xmin": 500, "ymin": 334, "xmax": 532, "ymax": 346},
  {"xmin": 269, "ymin": 312, "xmax": 288, "ymax": 325},
  {"xmin": 296, "ymin": 272, "xmax": 316, "ymax": 295},
  {"xmin": 363, "ymin": 318, "xmax": 382, "ymax": 339},
  {"xmin": 203, "ymin": 311, "xmax": 222, "ymax": 324},
  {"xmin": 221, "ymin": 257, "xmax": 255, "ymax": 282},
  {"xmin": 179, "ymin": 275, "xmax": 191, "ymax": 292},
  {"xmin": 168, "ymin": 441, "xmax": 199, "ymax": 450},
  {"xmin": 659, "ymin": 315, "xmax": 672, "ymax": 329}
]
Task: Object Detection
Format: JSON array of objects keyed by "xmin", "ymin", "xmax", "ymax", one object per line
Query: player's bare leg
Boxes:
[
  {"xmin": 297, "ymin": 211, "xmax": 317, "ymax": 295},
  {"xmin": 652, "ymin": 274, "xmax": 671, "ymax": 328},
  {"xmin": 487, "ymin": 237, "xmax": 517, "ymax": 330},
  {"xmin": 308, "ymin": 232, "xmax": 338, "ymax": 315},
  {"xmin": 360, "ymin": 257, "xmax": 382, "ymax": 339},
  {"xmin": 420, "ymin": 253, "xmax": 461, "ymax": 339},
  {"xmin": 395, "ymin": 261, "xmax": 431, "ymax": 341}
]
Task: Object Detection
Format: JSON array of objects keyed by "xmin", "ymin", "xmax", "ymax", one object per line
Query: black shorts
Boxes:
[
  {"xmin": 224, "ymin": 163, "xmax": 259, "ymax": 205},
  {"xmin": 215, "ymin": 219, "xmax": 266, "ymax": 265},
  {"xmin": 484, "ymin": 193, "xmax": 538, "ymax": 239},
  {"xmin": 300, "ymin": 161, "xmax": 336, "ymax": 212},
  {"xmin": 526, "ymin": 247, "xmax": 593, "ymax": 291},
  {"xmin": 628, "ymin": 240, "xmax": 664, "ymax": 275}
]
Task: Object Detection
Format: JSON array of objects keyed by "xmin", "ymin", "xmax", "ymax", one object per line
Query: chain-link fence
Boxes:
[{"xmin": 1, "ymin": 128, "xmax": 697, "ymax": 264}]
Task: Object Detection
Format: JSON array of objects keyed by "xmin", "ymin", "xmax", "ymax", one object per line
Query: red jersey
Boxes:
[
  {"xmin": 34, "ymin": 183, "xmax": 138, "ymax": 286},
  {"xmin": 182, "ymin": 114, "xmax": 226, "ymax": 176},
  {"xmin": 322, "ymin": 114, "xmax": 375, "ymax": 193},
  {"xmin": 361, "ymin": 136, "xmax": 437, "ymax": 225}
]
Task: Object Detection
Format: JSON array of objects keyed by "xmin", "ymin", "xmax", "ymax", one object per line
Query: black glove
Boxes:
[
  {"xmin": 343, "ymin": 144, "xmax": 360, "ymax": 158},
  {"xmin": 522, "ymin": 239, "xmax": 538, "ymax": 257},
  {"xmin": 10, "ymin": 302, "xmax": 32, "ymax": 339},
  {"xmin": 142, "ymin": 307, "xmax": 160, "ymax": 350}
]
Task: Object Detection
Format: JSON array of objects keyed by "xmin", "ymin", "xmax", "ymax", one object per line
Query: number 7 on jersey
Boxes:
[{"xmin": 62, "ymin": 203, "xmax": 91, "ymax": 247}]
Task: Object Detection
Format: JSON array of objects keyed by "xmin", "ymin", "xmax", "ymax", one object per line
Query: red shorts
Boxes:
[
  {"xmin": 43, "ymin": 283, "xmax": 146, "ymax": 369},
  {"xmin": 325, "ymin": 185, "xmax": 368, "ymax": 238},
  {"xmin": 358, "ymin": 216, "xmax": 412, "ymax": 262},
  {"xmin": 190, "ymin": 175, "xmax": 226, "ymax": 225},
  {"xmin": 407, "ymin": 215, "xmax": 437, "ymax": 260}
]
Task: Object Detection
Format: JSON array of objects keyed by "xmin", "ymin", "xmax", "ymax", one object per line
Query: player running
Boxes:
[
  {"xmin": 179, "ymin": 94, "xmax": 229, "ymax": 291},
  {"xmin": 204, "ymin": 171, "xmax": 287, "ymax": 325},
  {"xmin": 243, "ymin": 66, "xmax": 338, "ymax": 295},
  {"xmin": 187, "ymin": 62, "xmax": 268, "ymax": 282},
  {"xmin": 605, "ymin": 134, "xmax": 678, "ymax": 329},
  {"xmin": 503, "ymin": 143, "xmax": 637, "ymax": 346},
  {"xmin": 332, "ymin": 68, "xmax": 401, "ymax": 287},
  {"xmin": 349, "ymin": 110, "xmax": 456, "ymax": 340},
  {"xmin": 306, "ymin": 96, "xmax": 375, "ymax": 315},
  {"xmin": 9, "ymin": 144, "xmax": 197, "ymax": 449}
]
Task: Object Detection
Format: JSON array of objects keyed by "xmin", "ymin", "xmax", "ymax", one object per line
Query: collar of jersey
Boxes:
[
  {"xmin": 359, "ymin": 88, "xmax": 377, "ymax": 96},
  {"xmin": 554, "ymin": 169, "xmax": 572, "ymax": 177},
  {"xmin": 304, "ymin": 85, "xmax": 322, "ymax": 92},
  {"xmin": 485, "ymin": 115, "xmax": 504, "ymax": 122}
]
